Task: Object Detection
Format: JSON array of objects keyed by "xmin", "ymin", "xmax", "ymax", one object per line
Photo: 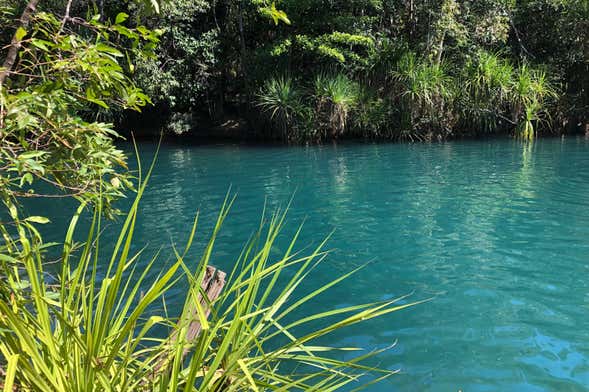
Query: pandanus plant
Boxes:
[
  {"xmin": 391, "ymin": 52, "xmax": 455, "ymax": 140},
  {"xmin": 257, "ymin": 76, "xmax": 304, "ymax": 141},
  {"xmin": 510, "ymin": 65, "xmax": 557, "ymax": 141},
  {"xmin": 313, "ymin": 73, "xmax": 359, "ymax": 138},
  {"xmin": 459, "ymin": 51, "xmax": 514, "ymax": 133}
]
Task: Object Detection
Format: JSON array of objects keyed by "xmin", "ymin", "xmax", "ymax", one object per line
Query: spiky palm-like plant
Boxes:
[
  {"xmin": 459, "ymin": 51, "xmax": 514, "ymax": 133},
  {"xmin": 510, "ymin": 65, "xmax": 557, "ymax": 140},
  {"xmin": 257, "ymin": 77, "xmax": 304, "ymax": 140},
  {"xmin": 392, "ymin": 52, "xmax": 455, "ymax": 140},
  {"xmin": 314, "ymin": 73, "xmax": 359, "ymax": 138}
]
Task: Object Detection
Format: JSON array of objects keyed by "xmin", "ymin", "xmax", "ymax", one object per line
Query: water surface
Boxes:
[{"xmin": 36, "ymin": 138, "xmax": 589, "ymax": 391}]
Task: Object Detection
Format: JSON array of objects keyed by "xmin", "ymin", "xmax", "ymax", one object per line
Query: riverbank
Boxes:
[{"xmin": 119, "ymin": 114, "xmax": 584, "ymax": 145}]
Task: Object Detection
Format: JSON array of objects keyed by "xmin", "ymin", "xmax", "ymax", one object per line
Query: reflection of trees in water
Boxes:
[
  {"xmin": 516, "ymin": 140, "xmax": 536, "ymax": 200},
  {"xmin": 401, "ymin": 143, "xmax": 457, "ymax": 275},
  {"xmin": 327, "ymin": 152, "xmax": 352, "ymax": 224}
]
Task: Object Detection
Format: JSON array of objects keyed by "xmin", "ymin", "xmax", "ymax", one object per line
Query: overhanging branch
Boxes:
[{"xmin": 0, "ymin": 0, "xmax": 41, "ymax": 85}]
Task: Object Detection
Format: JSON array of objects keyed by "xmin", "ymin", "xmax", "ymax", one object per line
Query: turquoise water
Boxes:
[{"xmin": 35, "ymin": 138, "xmax": 589, "ymax": 391}]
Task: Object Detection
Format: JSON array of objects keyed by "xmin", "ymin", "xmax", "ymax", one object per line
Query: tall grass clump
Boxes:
[
  {"xmin": 257, "ymin": 76, "xmax": 306, "ymax": 141},
  {"xmin": 458, "ymin": 51, "xmax": 514, "ymax": 134},
  {"xmin": 509, "ymin": 65, "xmax": 557, "ymax": 140},
  {"xmin": 391, "ymin": 52, "xmax": 455, "ymax": 141},
  {"xmin": 314, "ymin": 73, "xmax": 359, "ymax": 138},
  {"xmin": 0, "ymin": 163, "xmax": 421, "ymax": 391}
]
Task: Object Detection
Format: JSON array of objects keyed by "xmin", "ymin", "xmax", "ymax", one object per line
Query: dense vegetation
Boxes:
[
  {"xmin": 123, "ymin": 0, "xmax": 587, "ymax": 141},
  {"xmin": 0, "ymin": 0, "xmax": 586, "ymax": 388},
  {"xmin": 0, "ymin": 1, "xmax": 419, "ymax": 390},
  {"xmin": 4, "ymin": 1, "xmax": 586, "ymax": 142}
]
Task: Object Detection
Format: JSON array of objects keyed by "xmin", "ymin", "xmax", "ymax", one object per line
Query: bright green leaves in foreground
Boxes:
[
  {"xmin": 0, "ymin": 4, "xmax": 159, "ymax": 214},
  {"xmin": 0, "ymin": 171, "xmax": 422, "ymax": 390}
]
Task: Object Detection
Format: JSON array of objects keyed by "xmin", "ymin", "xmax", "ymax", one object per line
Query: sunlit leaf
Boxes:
[
  {"xmin": 24, "ymin": 216, "xmax": 50, "ymax": 224},
  {"xmin": 15, "ymin": 27, "xmax": 27, "ymax": 41}
]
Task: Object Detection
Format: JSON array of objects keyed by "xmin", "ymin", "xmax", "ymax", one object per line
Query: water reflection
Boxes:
[{"xmin": 22, "ymin": 138, "xmax": 589, "ymax": 391}]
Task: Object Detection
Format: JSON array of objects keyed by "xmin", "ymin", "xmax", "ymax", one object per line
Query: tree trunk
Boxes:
[
  {"xmin": 0, "ymin": 0, "xmax": 41, "ymax": 85},
  {"xmin": 237, "ymin": 0, "xmax": 250, "ymax": 104},
  {"xmin": 407, "ymin": 0, "xmax": 416, "ymax": 44},
  {"xmin": 435, "ymin": 31, "xmax": 445, "ymax": 65}
]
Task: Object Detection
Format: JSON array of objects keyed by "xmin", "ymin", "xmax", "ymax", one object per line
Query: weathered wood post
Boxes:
[{"xmin": 152, "ymin": 265, "xmax": 226, "ymax": 377}]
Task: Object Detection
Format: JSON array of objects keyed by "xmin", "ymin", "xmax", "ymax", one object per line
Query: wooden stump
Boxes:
[{"xmin": 152, "ymin": 265, "xmax": 226, "ymax": 377}]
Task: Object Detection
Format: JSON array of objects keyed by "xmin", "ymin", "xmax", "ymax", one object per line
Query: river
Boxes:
[{"xmin": 32, "ymin": 137, "xmax": 589, "ymax": 391}]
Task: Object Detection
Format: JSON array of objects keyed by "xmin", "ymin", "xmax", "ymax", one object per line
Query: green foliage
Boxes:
[
  {"xmin": 120, "ymin": 0, "xmax": 585, "ymax": 141},
  {"xmin": 0, "ymin": 4, "xmax": 423, "ymax": 391},
  {"xmin": 429, "ymin": 0, "xmax": 467, "ymax": 64},
  {"xmin": 314, "ymin": 73, "xmax": 360, "ymax": 137},
  {"xmin": 2, "ymin": 0, "xmax": 578, "ymax": 145},
  {"xmin": 0, "ymin": 3, "xmax": 158, "ymax": 213},
  {"xmin": 458, "ymin": 51, "xmax": 514, "ymax": 133},
  {"xmin": 391, "ymin": 53, "xmax": 455, "ymax": 140},
  {"xmin": 258, "ymin": 1, "xmax": 291, "ymax": 25},
  {"xmin": 257, "ymin": 76, "xmax": 307, "ymax": 140},
  {"xmin": 134, "ymin": 0, "xmax": 218, "ymax": 121},
  {"xmin": 456, "ymin": 51, "xmax": 557, "ymax": 139},
  {"xmin": 258, "ymin": 73, "xmax": 388, "ymax": 141},
  {"xmin": 510, "ymin": 65, "xmax": 557, "ymax": 140},
  {"xmin": 352, "ymin": 86, "xmax": 390, "ymax": 138},
  {"xmin": 290, "ymin": 32, "xmax": 375, "ymax": 67},
  {"xmin": 470, "ymin": 51, "xmax": 513, "ymax": 97}
]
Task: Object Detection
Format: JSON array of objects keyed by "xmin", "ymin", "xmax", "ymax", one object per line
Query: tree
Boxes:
[{"xmin": 0, "ymin": 0, "xmax": 158, "ymax": 213}]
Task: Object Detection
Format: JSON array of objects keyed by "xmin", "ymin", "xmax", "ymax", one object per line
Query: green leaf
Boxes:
[
  {"xmin": 19, "ymin": 151, "xmax": 46, "ymax": 159},
  {"xmin": 115, "ymin": 12, "xmax": 129, "ymax": 24},
  {"xmin": 96, "ymin": 43, "xmax": 123, "ymax": 57},
  {"xmin": 87, "ymin": 97, "xmax": 109, "ymax": 109},
  {"xmin": 30, "ymin": 39, "xmax": 52, "ymax": 51},
  {"xmin": 15, "ymin": 27, "xmax": 27, "ymax": 41},
  {"xmin": 3, "ymin": 354, "xmax": 19, "ymax": 392},
  {"xmin": 20, "ymin": 172, "xmax": 33, "ymax": 186},
  {"xmin": 237, "ymin": 359, "xmax": 259, "ymax": 391},
  {"xmin": 25, "ymin": 216, "xmax": 50, "ymax": 224},
  {"xmin": 26, "ymin": 160, "xmax": 45, "ymax": 173},
  {"xmin": 11, "ymin": 280, "xmax": 31, "ymax": 290},
  {"xmin": 261, "ymin": 2, "xmax": 291, "ymax": 25}
]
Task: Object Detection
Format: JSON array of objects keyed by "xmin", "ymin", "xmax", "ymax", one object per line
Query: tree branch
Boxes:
[
  {"xmin": 508, "ymin": 12, "xmax": 534, "ymax": 59},
  {"xmin": 59, "ymin": 0, "xmax": 74, "ymax": 32},
  {"xmin": 0, "ymin": 0, "xmax": 41, "ymax": 85}
]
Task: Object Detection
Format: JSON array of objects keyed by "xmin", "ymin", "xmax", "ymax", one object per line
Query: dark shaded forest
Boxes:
[
  {"xmin": 124, "ymin": 0, "xmax": 588, "ymax": 142},
  {"xmin": 2, "ymin": 0, "xmax": 588, "ymax": 144}
]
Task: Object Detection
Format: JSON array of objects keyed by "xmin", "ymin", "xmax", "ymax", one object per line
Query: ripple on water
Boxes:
[{"xmin": 25, "ymin": 138, "xmax": 589, "ymax": 391}]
